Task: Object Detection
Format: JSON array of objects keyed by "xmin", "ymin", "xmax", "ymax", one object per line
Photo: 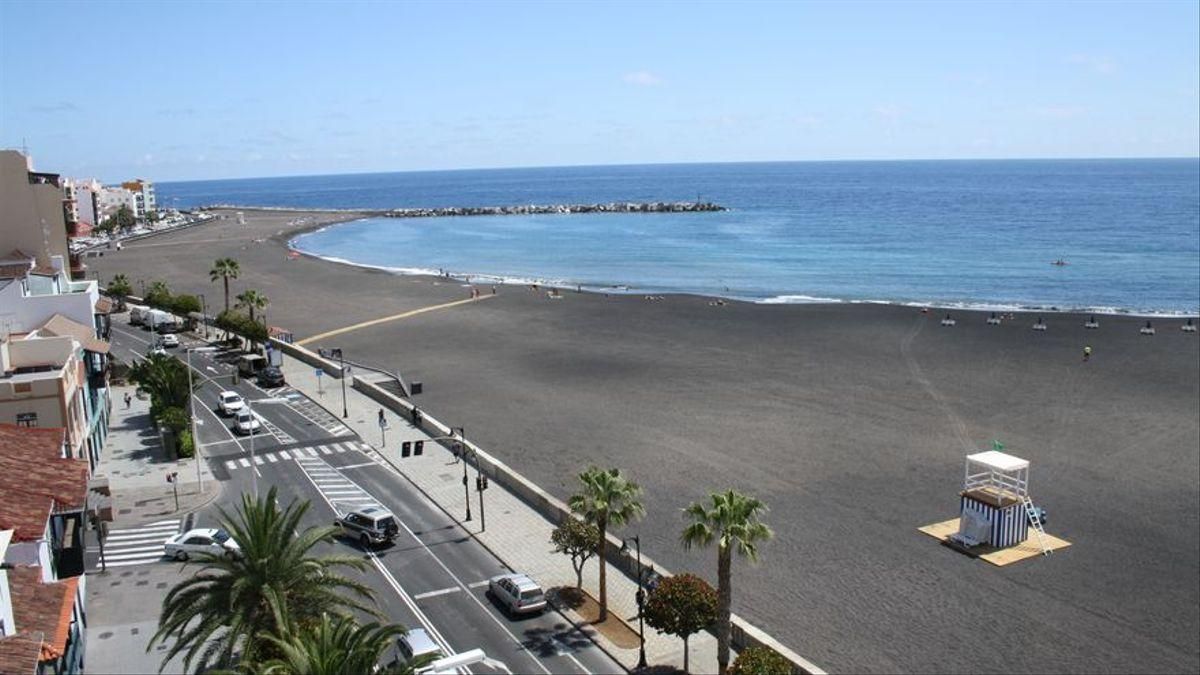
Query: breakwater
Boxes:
[{"xmin": 380, "ymin": 201, "xmax": 725, "ymax": 218}]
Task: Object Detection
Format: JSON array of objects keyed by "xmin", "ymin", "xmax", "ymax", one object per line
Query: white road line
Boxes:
[
  {"xmin": 335, "ymin": 444, "xmax": 347, "ymax": 453},
  {"xmin": 102, "ymin": 544, "xmax": 164, "ymax": 554},
  {"xmin": 467, "ymin": 580, "xmax": 490, "ymax": 589},
  {"xmin": 277, "ymin": 449, "xmax": 291, "ymax": 459},
  {"xmin": 103, "ymin": 535, "xmax": 171, "ymax": 546},
  {"xmin": 225, "ymin": 460, "xmax": 237, "ymax": 470},
  {"xmin": 306, "ymin": 447, "xmax": 319, "ymax": 457},
  {"xmin": 239, "ymin": 458, "xmax": 251, "ymax": 467},
  {"xmin": 413, "ymin": 587, "xmax": 462, "ymax": 601},
  {"xmin": 338, "ymin": 461, "xmax": 379, "ymax": 470},
  {"xmin": 253, "ymin": 456, "xmax": 264, "ymax": 465},
  {"xmin": 103, "ymin": 551, "xmax": 165, "ymax": 562},
  {"xmin": 266, "ymin": 454, "xmax": 278, "ymax": 463},
  {"xmin": 319, "ymin": 445, "xmax": 333, "ymax": 454},
  {"xmin": 103, "ymin": 558, "xmax": 164, "ymax": 568},
  {"xmin": 106, "ymin": 528, "xmax": 179, "ymax": 539}
]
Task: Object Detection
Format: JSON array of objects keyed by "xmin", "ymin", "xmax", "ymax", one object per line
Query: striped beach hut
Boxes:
[{"xmin": 952, "ymin": 449, "xmax": 1041, "ymax": 549}]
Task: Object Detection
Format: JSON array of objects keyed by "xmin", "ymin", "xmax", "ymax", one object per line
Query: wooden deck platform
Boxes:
[{"xmin": 918, "ymin": 518, "xmax": 1072, "ymax": 566}]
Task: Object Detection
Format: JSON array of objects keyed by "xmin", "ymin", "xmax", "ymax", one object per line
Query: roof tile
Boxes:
[{"xmin": 0, "ymin": 425, "xmax": 88, "ymax": 541}]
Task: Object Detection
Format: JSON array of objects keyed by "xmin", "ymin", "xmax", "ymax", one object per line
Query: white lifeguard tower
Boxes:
[{"xmin": 950, "ymin": 448, "xmax": 1051, "ymax": 554}]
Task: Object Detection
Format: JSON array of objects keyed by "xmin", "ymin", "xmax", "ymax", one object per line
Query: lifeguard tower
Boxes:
[{"xmin": 949, "ymin": 449, "xmax": 1052, "ymax": 555}]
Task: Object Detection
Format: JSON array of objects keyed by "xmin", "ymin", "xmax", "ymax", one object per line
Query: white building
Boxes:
[
  {"xmin": 121, "ymin": 179, "xmax": 156, "ymax": 217},
  {"xmin": 94, "ymin": 186, "xmax": 136, "ymax": 224}
]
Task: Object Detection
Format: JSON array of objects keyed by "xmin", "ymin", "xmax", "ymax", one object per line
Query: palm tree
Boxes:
[
  {"xmin": 681, "ymin": 490, "xmax": 773, "ymax": 675},
  {"xmin": 148, "ymin": 487, "xmax": 376, "ymax": 673},
  {"xmin": 108, "ymin": 273, "xmax": 132, "ymax": 310},
  {"xmin": 128, "ymin": 353, "xmax": 197, "ymax": 412},
  {"xmin": 252, "ymin": 613, "xmax": 418, "ymax": 675},
  {"xmin": 568, "ymin": 467, "xmax": 644, "ymax": 622},
  {"xmin": 236, "ymin": 289, "xmax": 269, "ymax": 324},
  {"xmin": 210, "ymin": 257, "xmax": 241, "ymax": 312}
]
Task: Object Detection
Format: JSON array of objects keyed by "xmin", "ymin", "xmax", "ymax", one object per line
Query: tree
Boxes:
[
  {"xmin": 644, "ymin": 574, "xmax": 718, "ymax": 673},
  {"xmin": 210, "ymin": 258, "xmax": 241, "ymax": 312},
  {"xmin": 681, "ymin": 490, "xmax": 773, "ymax": 675},
  {"xmin": 145, "ymin": 280, "xmax": 172, "ymax": 308},
  {"xmin": 567, "ymin": 467, "xmax": 644, "ymax": 622},
  {"xmin": 101, "ymin": 204, "xmax": 136, "ymax": 233},
  {"xmin": 168, "ymin": 293, "xmax": 202, "ymax": 317},
  {"xmin": 252, "ymin": 613, "xmax": 412, "ymax": 675},
  {"xmin": 128, "ymin": 353, "xmax": 196, "ymax": 419},
  {"xmin": 729, "ymin": 646, "xmax": 793, "ymax": 675},
  {"xmin": 551, "ymin": 516, "xmax": 600, "ymax": 590},
  {"xmin": 108, "ymin": 274, "xmax": 132, "ymax": 310},
  {"xmin": 148, "ymin": 487, "xmax": 376, "ymax": 672},
  {"xmin": 236, "ymin": 289, "xmax": 269, "ymax": 324}
]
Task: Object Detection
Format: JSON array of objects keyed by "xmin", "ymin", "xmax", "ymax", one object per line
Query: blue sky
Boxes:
[{"xmin": 1, "ymin": 0, "xmax": 1197, "ymax": 181}]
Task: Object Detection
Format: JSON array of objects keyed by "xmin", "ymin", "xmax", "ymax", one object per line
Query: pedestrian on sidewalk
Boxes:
[{"xmin": 124, "ymin": 392, "xmax": 132, "ymax": 409}]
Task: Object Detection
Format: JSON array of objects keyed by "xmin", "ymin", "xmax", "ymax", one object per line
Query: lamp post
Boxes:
[
  {"xmin": 621, "ymin": 535, "xmax": 648, "ymax": 670},
  {"xmin": 452, "ymin": 427, "xmax": 471, "ymax": 522},
  {"xmin": 246, "ymin": 397, "xmax": 289, "ymax": 497},
  {"xmin": 186, "ymin": 346, "xmax": 218, "ymax": 491},
  {"xmin": 331, "ymin": 348, "xmax": 348, "ymax": 418}
]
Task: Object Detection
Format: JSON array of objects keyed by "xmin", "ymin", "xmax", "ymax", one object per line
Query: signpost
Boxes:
[
  {"xmin": 166, "ymin": 472, "xmax": 179, "ymax": 511},
  {"xmin": 315, "ymin": 368, "xmax": 324, "ymax": 395}
]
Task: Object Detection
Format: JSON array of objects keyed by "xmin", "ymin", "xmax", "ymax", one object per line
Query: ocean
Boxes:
[{"xmin": 159, "ymin": 160, "xmax": 1200, "ymax": 315}]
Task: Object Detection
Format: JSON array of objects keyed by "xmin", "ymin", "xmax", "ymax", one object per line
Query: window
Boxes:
[
  {"xmin": 14, "ymin": 383, "xmax": 31, "ymax": 393},
  {"xmin": 16, "ymin": 412, "xmax": 37, "ymax": 427}
]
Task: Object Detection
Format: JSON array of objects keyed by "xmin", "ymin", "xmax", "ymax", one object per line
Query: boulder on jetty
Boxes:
[{"xmin": 381, "ymin": 201, "xmax": 726, "ymax": 218}]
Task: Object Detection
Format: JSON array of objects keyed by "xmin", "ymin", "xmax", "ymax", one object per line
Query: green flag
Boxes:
[{"xmin": 992, "ymin": 440, "xmax": 1005, "ymax": 452}]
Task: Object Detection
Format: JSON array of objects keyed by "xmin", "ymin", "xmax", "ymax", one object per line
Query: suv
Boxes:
[
  {"xmin": 160, "ymin": 334, "xmax": 180, "ymax": 348},
  {"xmin": 258, "ymin": 366, "xmax": 285, "ymax": 388},
  {"xmin": 218, "ymin": 391, "xmax": 244, "ymax": 416},
  {"xmin": 487, "ymin": 573, "xmax": 547, "ymax": 616},
  {"xmin": 334, "ymin": 506, "xmax": 399, "ymax": 548}
]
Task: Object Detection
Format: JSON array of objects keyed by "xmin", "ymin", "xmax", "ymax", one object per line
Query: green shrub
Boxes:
[{"xmin": 730, "ymin": 646, "xmax": 793, "ymax": 675}]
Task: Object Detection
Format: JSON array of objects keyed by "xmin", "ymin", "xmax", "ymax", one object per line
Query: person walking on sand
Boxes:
[{"xmin": 1083, "ymin": 345, "xmax": 1092, "ymax": 362}]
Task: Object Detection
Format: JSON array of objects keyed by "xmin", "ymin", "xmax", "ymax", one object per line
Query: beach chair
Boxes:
[
  {"xmin": 1084, "ymin": 316, "xmax": 1100, "ymax": 329},
  {"xmin": 1032, "ymin": 318, "xmax": 1048, "ymax": 331},
  {"xmin": 940, "ymin": 314, "xmax": 956, "ymax": 327},
  {"xmin": 1182, "ymin": 319, "xmax": 1196, "ymax": 333},
  {"xmin": 986, "ymin": 313, "xmax": 1002, "ymax": 325},
  {"xmin": 1140, "ymin": 321, "xmax": 1155, "ymax": 336}
]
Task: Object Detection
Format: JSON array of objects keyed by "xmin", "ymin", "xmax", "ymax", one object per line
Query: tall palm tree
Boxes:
[
  {"xmin": 210, "ymin": 257, "xmax": 241, "ymax": 312},
  {"xmin": 148, "ymin": 487, "xmax": 376, "ymax": 673},
  {"xmin": 568, "ymin": 466, "xmax": 644, "ymax": 622},
  {"xmin": 252, "ymin": 613, "xmax": 419, "ymax": 675},
  {"xmin": 129, "ymin": 353, "xmax": 197, "ymax": 412},
  {"xmin": 236, "ymin": 289, "xmax": 269, "ymax": 324},
  {"xmin": 681, "ymin": 490, "xmax": 773, "ymax": 675}
]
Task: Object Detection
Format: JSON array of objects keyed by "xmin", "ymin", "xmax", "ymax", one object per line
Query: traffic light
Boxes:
[
  {"xmin": 414, "ymin": 440, "xmax": 424, "ymax": 456},
  {"xmin": 476, "ymin": 476, "xmax": 489, "ymax": 492},
  {"xmin": 401, "ymin": 441, "xmax": 411, "ymax": 458}
]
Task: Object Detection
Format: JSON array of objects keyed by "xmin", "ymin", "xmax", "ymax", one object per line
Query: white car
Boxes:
[
  {"xmin": 163, "ymin": 528, "xmax": 241, "ymax": 561},
  {"xmin": 149, "ymin": 345, "xmax": 168, "ymax": 357},
  {"xmin": 233, "ymin": 409, "xmax": 261, "ymax": 435},
  {"xmin": 217, "ymin": 391, "xmax": 245, "ymax": 416},
  {"xmin": 487, "ymin": 573, "xmax": 547, "ymax": 615},
  {"xmin": 160, "ymin": 334, "xmax": 180, "ymax": 348}
]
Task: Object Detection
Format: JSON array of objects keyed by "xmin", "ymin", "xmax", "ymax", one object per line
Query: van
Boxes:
[
  {"xmin": 237, "ymin": 354, "xmax": 267, "ymax": 377},
  {"xmin": 129, "ymin": 305, "xmax": 149, "ymax": 326}
]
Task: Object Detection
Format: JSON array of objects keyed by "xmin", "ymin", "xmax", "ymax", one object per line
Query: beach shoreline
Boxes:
[{"xmin": 90, "ymin": 207, "xmax": 1200, "ymax": 673}]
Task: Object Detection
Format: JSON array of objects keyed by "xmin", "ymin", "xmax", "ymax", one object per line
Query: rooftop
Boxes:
[
  {"xmin": 0, "ymin": 425, "xmax": 88, "ymax": 541},
  {"xmin": 4, "ymin": 566, "xmax": 79, "ymax": 663},
  {"xmin": 966, "ymin": 450, "xmax": 1029, "ymax": 472},
  {"xmin": 36, "ymin": 314, "xmax": 109, "ymax": 354}
]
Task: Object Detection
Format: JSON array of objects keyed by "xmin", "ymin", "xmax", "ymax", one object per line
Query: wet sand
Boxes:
[{"xmin": 90, "ymin": 209, "xmax": 1200, "ymax": 673}]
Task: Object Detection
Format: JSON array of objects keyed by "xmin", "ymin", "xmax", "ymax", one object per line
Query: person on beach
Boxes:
[{"xmin": 1083, "ymin": 346, "xmax": 1092, "ymax": 362}]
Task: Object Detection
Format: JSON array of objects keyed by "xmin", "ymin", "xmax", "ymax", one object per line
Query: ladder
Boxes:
[{"xmin": 1022, "ymin": 496, "xmax": 1052, "ymax": 555}]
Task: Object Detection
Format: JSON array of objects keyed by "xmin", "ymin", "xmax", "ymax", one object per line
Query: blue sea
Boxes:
[{"xmin": 159, "ymin": 160, "xmax": 1200, "ymax": 315}]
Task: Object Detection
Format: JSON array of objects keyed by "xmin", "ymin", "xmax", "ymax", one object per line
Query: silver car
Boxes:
[
  {"xmin": 164, "ymin": 527, "xmax": 241, "ymax": 561},
  {"xmin": 487, "ymin": 573, "xmax": 547, "ymax": 616}
]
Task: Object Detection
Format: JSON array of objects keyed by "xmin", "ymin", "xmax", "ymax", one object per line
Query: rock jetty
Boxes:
[{"xmin": 381, "ymin": 201, "xmax": 725, "ymax": 218}]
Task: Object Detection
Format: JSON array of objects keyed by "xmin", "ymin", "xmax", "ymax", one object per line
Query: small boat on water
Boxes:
[{"xmin": 1052, "ymin": 259, "xmax": 1069, "ymax": 266}]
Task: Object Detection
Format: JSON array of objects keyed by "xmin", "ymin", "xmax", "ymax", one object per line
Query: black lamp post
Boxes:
[
  {"xmin": 452, "ymin": 427, "xmax": 472, "ymax": 522},
  {"xmin": 199, "ymin": 294, "xmax": 209, "ymax": 338},
  {"xmin": 331, "ymin": 348, "xmax": 348, "ymax": 418},
  {"xmin": 622, "ymin": 535, "xmax": 648, "ymax": 669}
]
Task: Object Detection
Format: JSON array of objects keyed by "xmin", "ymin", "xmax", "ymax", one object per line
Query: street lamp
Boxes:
[
  {"xmin": 186, "ymin": 346, "xmax": 218, "ymax": 491},
  {"xmin": 199, "ymin": 294, "xmax": 209, "ymax": 339},
  {"xmin": 452, "ymin": 427, "xmax": 471, "ymax": 522},
  {"xmin": 621, "ymin": 535, "xmax": 648, "ymax": 670},
  {"xmin": 330, "ymin": 348, "xmax": 348, "ymax": 418},
  {"xmin": 246, "ymin": 397, "xmax": 289, "ymax": 497}
]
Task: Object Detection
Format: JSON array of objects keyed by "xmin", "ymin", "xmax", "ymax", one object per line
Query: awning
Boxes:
[
  {"xmin": 94, "ymin": 296, "xmax": 113, "ymax": 314},
  {"xmin": 37, "ymin": 314, "xmax": 110, "ymax": 354}
]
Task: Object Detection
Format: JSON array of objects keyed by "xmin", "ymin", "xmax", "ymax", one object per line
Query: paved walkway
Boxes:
[
  {"xmin": 278, "ymin": 358, "xmax": 720, "ymax": 673},
  {"xmin": 95, "ymin": 383, "xmax": 221, "ymax": 526}
]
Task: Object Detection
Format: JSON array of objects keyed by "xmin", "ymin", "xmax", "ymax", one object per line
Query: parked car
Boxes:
[
  {"xmin": 487, "ymin": 573, "xmax": 547, "ymax": 616},
  {"xmin": 217, "ymin": 391, "xmax": 244, "ymax": 416},
  {"xmin": 233, "ymin": 409, "xmax": 261, "ymax": 435},
  {"xmin": 258, "ymin": 366, "xmax": 285, "ymax": 388},
  {"xmin": 163, "ymin": 528, "xmax": 241, "ymax": 561},
  {"xmin": 149, "ymin": 345, "xmax": 168, "ymax": 357},
  {"xmin": 160, "ymin": 334, "xmax": 180, "ymax": 348},
  {"xmin": 396, "ymin": 628, "xmax": 443, "ymax": 667},
  {"xmin": 334, "ymin": 506, "xmax": 398, "ymax": 547}
]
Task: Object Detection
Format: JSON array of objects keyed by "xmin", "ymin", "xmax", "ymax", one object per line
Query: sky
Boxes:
[{"xmin": 1, "ymin": 0, "xmax": 1197, "ymax": 182}]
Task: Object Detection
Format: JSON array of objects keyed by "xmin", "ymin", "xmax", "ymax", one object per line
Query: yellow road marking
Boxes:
[{"xmin": 296, "ymin": 295, "xmax": 494, "ymax": 346}]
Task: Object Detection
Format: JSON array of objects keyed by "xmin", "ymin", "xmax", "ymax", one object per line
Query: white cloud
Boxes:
[
  {"xmin": 622, "ymin": 71, "xmax": 663, "ymax": 86},
  {"xmin": 1066, "ymin": 54, "xmax": 1116, "ymax": 75}
]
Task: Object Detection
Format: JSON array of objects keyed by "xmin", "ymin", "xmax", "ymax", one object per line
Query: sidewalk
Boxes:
[
  {"xmin": 279, "ymin": 359, "xmax": 719, "ymax": 673},
  {"xmin": 96, "ymin": 383, "xmax": 221, "ymax": 526}
]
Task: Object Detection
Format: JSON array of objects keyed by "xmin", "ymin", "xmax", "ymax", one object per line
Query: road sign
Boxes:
[{"xmin": 315, "ymin": 368, "xmax": 323, "ymax": 377}]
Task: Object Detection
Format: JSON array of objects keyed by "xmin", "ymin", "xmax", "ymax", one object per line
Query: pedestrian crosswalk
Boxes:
[
  {"xmin": 284, "ymin": 393, "xmax": 356, "ymax": 437},
  {"xmin": 222, "ymin": 440, "xmax": 374, "ymax": 472},
  {"xmin": 91, "ymin": 519, "xmax": 181, "ymax": 569},
  {"xmin": 294, "ymin": 454, "xmax": 381, "ymax": 515}
]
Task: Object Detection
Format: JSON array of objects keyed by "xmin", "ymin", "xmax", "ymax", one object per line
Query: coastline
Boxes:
[{"xmin": 88, "ymin": 207, "xmax": 1200, "ymax": 673}]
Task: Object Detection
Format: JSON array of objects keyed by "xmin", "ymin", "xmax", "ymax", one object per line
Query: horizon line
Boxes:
[{"xmin": 152, "ymin": 155, "xmax": 1200, "ymax": 185}]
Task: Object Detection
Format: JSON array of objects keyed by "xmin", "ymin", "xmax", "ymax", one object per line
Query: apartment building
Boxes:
[{"xmin": 120, "ymin": 179, "xmax": 156, "ymax": 218}]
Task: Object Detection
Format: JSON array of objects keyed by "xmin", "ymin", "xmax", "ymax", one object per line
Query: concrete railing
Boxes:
[{"xmin": 269, "ymin": 338, "xmax": 824, "ymax": 674}]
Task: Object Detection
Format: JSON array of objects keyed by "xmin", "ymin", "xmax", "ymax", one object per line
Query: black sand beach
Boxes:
[{"xmin": 90, "ymin": 209, "xmax": 1200, "ymax": 673}]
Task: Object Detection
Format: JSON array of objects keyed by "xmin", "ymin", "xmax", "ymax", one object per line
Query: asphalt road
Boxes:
[{"xmin": 105, "ymin": 321, "xmax": 624, "ymax": 674}]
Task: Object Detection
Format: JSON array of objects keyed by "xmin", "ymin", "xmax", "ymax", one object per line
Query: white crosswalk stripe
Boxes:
[
  {"xmin": 218, "ymin": 438, "xmax": 378, "ymax": 475},
  {"xmin": 239, "ymin": 458, "xmax": 250, "ymax": 467},
  {"xmin": 93, "ymin": 520, "xmax": 180, "ymax": 569},
  {"xmin": 293, "ymin": 456, "xmax": 381, "ymax": 515},
  {"xmin": 277, "ymin": 449, "xmax": 292, "ymax": 459},
  {"xmin": 266, "ymin": 453, "xmax": 278, "ymax": 463}
]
